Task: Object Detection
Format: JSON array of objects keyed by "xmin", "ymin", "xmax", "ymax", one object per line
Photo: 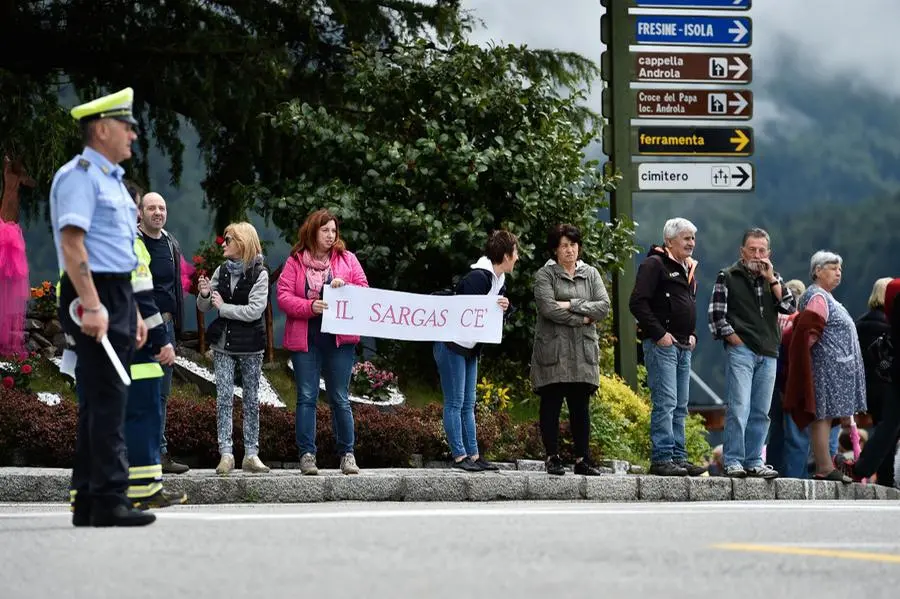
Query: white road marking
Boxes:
[{"xmin": 2, "ymin": 501, "xmax": 899, "ymax": 521}]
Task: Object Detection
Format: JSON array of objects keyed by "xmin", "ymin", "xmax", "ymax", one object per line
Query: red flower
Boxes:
[
  {"xmin": 215, "ymin": 236, "xmax": 225, "ymax": 245},
  {"xmin": 192, "ymin": 255, "xmax": 204, "ymax": 265},
  {"xmin": 30, "ymin": 352, "xmax": 38, "ymax": 358},
  {"xmin": 1, "ymin": 376, "xmax": 12, "ymax": 389},
  {"xmin": 20, "ymin": 364, "xmax": 32, "ymax": 375}
]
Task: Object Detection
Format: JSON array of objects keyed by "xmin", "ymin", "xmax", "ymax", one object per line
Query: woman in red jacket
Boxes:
[{"xmin": 276, "ymin": 209, "xmax": 369, "ymax": 476}]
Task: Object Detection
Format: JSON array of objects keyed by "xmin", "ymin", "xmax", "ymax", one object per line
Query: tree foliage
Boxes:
[
  {"xmin": 254, "ymin": 40, "xmax": 638, "ymax": 359},
  {"xmin": 0, "ymin": 0, "xmax": 465, "ymax": 226}
]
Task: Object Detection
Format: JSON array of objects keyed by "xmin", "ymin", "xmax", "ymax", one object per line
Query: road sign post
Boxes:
[
  {"xmin": 630, "ymin": 0, "xmax": 751, "ymax": 8},
  {"xmin": 633, "ymin": 162, "xmax": 754, "ymax": 191},
  {"xmin": 633, "ymin": 88, "xmax": 752, "ymax": 119},
  {"xmin": 633, "ymin": 15, "xmax": 751, "ymax": 47},
  {"xmin": 600, "ymin": 0, "xmax": 752, "ymax": 391},
  {"xmin": 600, "ymin": 0, "xmax": 638, "ymax": 390},
  {"xmin": 634, "ymin": 126, "xmax": 753, "ymax": 155},
  {"xmin": 628, "ymin": 52, "xmax": 751, "ymax": 84}
]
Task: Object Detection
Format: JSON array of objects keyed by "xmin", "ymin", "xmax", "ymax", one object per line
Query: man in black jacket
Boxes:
[
  {"xmin": 137, "ymin": 192, "xmax": 190, "ymax": 474},
  {"xmin": 629, "ymin": 218, "xmax": 706, "ymax": 477}
]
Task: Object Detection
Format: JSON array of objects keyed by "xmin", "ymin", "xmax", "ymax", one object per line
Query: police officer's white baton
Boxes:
[{"xmin": 68, "ymin": 298, "xmax": 131, "ymax": 386}]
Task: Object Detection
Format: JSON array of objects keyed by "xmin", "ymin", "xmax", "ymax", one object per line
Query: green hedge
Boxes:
[{"xmin": 0, "ymin": 374, "xmax": 710, "ymax": 468}]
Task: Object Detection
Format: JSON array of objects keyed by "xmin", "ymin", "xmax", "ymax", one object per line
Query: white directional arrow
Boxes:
[
  {"xmin": 728, "ymin": 20, "xmax": 748, "ymax": 43},
  {"xmin": 728, "ymin": 92, "xmax": 749, "ymax": 114},
  {"xmin": 728, "ymin": 57, "xmax": 749, "ymax": 79}
]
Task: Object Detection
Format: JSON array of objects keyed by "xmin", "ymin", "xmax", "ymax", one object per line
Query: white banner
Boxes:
[{"xmin": 321, "ymin": 285, "xmax": 503, "ymax": 344}]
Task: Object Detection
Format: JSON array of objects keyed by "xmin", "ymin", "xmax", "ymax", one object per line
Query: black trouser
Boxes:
[
  {"xmin": 538, "ymin": 382, "xmax": 596, "ymax": 459},
  {"xmin": 59, "ymin": 273, "xmax": 135, "ymax": 510},
  {"xmin": 856, "ymin": 383, "xmax": 900, "ymax": 485}
]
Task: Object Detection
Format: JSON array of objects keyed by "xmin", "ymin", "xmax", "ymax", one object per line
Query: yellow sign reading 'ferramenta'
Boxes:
[{"xmin": 634, "ymin": 126, "xmax": 753, "ymax": 156}]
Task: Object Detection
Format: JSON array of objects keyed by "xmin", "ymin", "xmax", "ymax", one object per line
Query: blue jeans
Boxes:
[
  {"xmin": 159, "ymin": 320, "xmax": 175, "ymax": 455},
  {"xmin": 724, "ymin": 344, "xmax": 777, "ymax": 469},
  {"xmin": 643, "ymin": 340, "xmax": 691, "ymax": 464},
  {"xmin": 769, "ymin": 390, "xmax": 842, "ymax": 478},
  {"xmin": 433, "ymin": 342, "xmax": 479, "ymax": 459},
  {"xmin": 292, "ymin": 342, "xmax": 356, "ymax": 456}
]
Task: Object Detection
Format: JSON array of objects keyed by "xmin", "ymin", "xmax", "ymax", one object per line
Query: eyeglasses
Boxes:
[{"xmin": 223, "ymin": 236, "xmax": 233, "ymax": 245}]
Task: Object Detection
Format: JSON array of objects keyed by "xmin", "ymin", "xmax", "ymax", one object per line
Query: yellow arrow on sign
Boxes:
[{"xmin": 729, "ymin": 129, "xmax": 750, "ymax": 152}]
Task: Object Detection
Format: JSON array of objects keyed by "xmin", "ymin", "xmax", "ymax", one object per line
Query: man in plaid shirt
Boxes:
[{"xmin": 708, "ymin": 228, "xmax": 796, "ymax": 479}]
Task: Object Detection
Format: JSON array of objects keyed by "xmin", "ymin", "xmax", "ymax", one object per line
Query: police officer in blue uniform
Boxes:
[{"xmin": 50, "ymin": 88, "xmax": 155, "ymax": 527}]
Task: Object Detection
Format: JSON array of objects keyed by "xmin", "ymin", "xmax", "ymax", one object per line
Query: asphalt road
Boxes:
[{"xmin": 2, "ymin": 501, "xmax": 899, "ymax": 599}]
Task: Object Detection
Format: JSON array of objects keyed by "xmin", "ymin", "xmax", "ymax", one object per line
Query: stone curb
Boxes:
[{"xmin": 1, "ymin": 468, "xmax": 899, "ymax": 503}]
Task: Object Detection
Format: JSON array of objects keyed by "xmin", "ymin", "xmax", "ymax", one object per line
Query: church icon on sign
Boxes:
[
  {"xmin": 709, "ymin": 58, "xmax": 728, "ymax": 79},
  {"xmin": 708, "ymin": 93, "xmax": 726, "ymax": 114},
  {"xmin": 711, "ymin": 166, "xmax": 731, "ymax": 187}
]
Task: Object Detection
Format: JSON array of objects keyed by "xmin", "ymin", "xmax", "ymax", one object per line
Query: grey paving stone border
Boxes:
[{"xmin": 1, "ymin": 468, "xmax": 899, "ymax": 504}]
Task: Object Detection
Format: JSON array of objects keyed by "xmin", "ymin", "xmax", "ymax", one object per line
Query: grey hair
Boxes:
[
  {"xmin": 663, "ymin": 217, "xmax": 697, "ymax": 241},
  {"xmin": 742, "ymin": 227, "xmax": 770, "ymax": 247},
  {"xmin": 809, "ymin": 250, "xmax": 842, "ymax": 281}
]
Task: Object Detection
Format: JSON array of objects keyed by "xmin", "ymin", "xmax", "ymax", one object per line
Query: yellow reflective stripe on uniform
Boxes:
[
  {"xmin": 128, "ymin": 464, "xmax": 163, "ymax": 480},
  {"xmin": 143, "ymin": 312, "xmax": 164, "ymax": 329},
  {"xmin": 130, "ymin": 361, "xmax": 164, "ymax": 380},
  {"xmin": 132, "ymin": 238, "xmax": 153, "ymax": 292},
  {"xmin": 126, "ymin": 481, "xmax": 163, "ymax": 500}
]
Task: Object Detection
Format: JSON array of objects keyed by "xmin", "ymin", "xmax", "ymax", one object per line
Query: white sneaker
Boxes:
[
  {"xmin": 216, "ymin": 453, "xmax": 235, "ymax": 475},
  {"xmin": 242, "ymin": 455, "xmax": 270, "ymax": 473},
  {"xmin": 340, "ymin": 454, "xmax": 360, "ymax": 475},
  {"xmin": 300, "ymin": 453, "xmax": 318, "ymax": 476}
]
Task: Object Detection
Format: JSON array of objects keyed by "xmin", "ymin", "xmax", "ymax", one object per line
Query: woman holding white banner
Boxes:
[
  {"xmin": 433, "ymin": 230, "xmax": 519, "ymax": 472},
  {"xmin": 276, "ymin": 209, "xmax": 369, "ymax": 476},
  {"xmin": 531, "ymin": 223, "xmax": 610, "ymax": 476}
]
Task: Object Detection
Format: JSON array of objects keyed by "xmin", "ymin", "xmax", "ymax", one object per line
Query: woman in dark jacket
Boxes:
[
  {"xmin": 851, "ymin": 278, "xmax": 897, "ymax": 485},
  {"xmin": 433, "ymin": 231, "xmax": 518, "ymax": 473}
]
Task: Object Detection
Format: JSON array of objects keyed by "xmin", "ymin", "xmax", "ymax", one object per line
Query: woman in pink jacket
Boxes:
[{"xmin": 277, "ymin": 209, "xmax": 369, "ymax": 475}]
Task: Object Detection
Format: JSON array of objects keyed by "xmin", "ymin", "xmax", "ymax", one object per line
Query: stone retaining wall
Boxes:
[{"xmin": 2, "ymin": 468, "xmax": 897, "ymax": 504}]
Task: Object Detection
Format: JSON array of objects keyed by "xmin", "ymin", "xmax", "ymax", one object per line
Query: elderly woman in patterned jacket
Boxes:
[{"xmin": 793, "ymin": 251, "xmax": 867, "ymax": 483}]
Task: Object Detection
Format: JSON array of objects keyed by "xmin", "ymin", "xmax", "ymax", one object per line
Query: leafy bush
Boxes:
[
  {"xmin": 0, "ymin": 387, "xmax": 511, "ymax": 468},
  {"xmin": 478, "ymin": 356, "xmax": 537, "ymax": 406},
  {"xmin": 0, "ymin": 371, "xmax": 709, "ymax": 468},
  {"xmin": 591, "ymin": 374, "xmax": 711, "ymax": 467},
  {"xmin": 0, "ymin": 388, "xmax": 77, "ymax": 466}
]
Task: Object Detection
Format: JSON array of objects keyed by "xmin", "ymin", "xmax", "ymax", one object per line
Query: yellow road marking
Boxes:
[{"xmin": 715, "ymin": 543, "xmax": 900, "ymax": 564}]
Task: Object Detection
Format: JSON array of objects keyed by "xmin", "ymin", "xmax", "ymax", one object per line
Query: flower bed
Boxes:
[
  {"xmin": 286, "ymin": 359, "xmax": 406, "ymax": 406},
  {"xmin": 174, "ymin": 356, "xmax": 285, "ymax": 408}
]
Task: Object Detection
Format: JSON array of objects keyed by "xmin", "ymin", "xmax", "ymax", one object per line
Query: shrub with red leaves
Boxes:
[
  {"xmin": 0, "ymin": 388, "xmax": 537, "ymax": 468},
  {"xmin": 0, "ymin": 388, "xmax": 77, "ymax": 466}
]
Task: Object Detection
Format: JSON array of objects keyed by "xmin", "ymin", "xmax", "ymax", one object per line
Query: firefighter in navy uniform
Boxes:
[
  {"xmin": 123, "ymin": 183, "xmax": 188, "ymax": 509},
  {"xmin": 50, "ymin": 87, "xmax": 155, "ymax": 527}
]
